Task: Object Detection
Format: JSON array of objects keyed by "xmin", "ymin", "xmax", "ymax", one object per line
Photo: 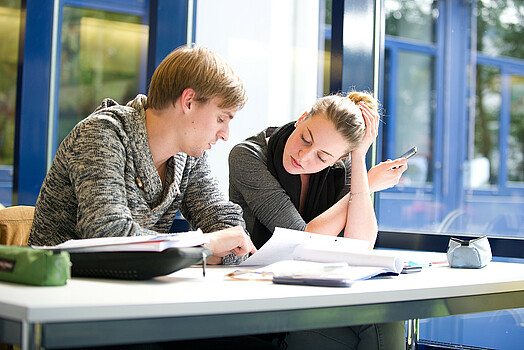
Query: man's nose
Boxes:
[{"xmin": 218, "ymin": 125, "xmax": 229, "ymax": 141}]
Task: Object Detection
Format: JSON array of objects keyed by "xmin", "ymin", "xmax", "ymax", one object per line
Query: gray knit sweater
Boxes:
[
  {"xmin": 228, "ymin": 129, "xmax": 351, "ymax": 237},
  {"xmin": 29, "ymin": 95, "xmax": 245, "ymax": 264}
]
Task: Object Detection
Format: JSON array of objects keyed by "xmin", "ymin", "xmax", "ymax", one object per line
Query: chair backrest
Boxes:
[
  {"xmin": 0, "ymin": 206, "xmax": 35, "ymax": 350},
  {"xmin": 0, "ymin": 206, "xmax": 35, "ymax": 246}
]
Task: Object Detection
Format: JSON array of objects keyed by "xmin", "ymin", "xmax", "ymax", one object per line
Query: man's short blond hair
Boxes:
[{"xmin": 147, "ymin": 45, "xmax": 247, "ymax": 110}]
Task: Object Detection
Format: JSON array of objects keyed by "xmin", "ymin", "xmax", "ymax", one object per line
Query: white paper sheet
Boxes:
[{"xmin": 241, "ymin": 227, "xmax": 373, "ymax": 266}]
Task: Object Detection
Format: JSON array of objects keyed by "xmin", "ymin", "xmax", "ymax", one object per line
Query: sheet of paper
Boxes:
[
  {"xmin": 293, "ymin": 244, "xmax": 404, "ymax": 273},
  {"xmin": 240, "ymin": 227, "xmax": 370, "ymax": 266}
]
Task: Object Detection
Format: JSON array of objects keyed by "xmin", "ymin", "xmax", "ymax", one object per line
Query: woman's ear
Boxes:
[{"xmin": 294, "ymin": 111, "xmax": 309, "ymax": 127}]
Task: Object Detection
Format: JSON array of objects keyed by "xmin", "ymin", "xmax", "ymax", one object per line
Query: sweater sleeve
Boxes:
[
  {"xmin": 179, "ymin": 152, "xmax": 247, "ymax": 265},
  {"xmin": 229, "ymin": 140, "xmax": 307, "ymax": 234},
  {"xmin": 337, "ymin": 157, "xmax": 352, "ymax": 201},
  {"xmin": 66, "ymin": 116, "xmax": 156, "ymax": 239},
  {"xmin": 180, "ymin": 152, "xmax": 245, "ymax": 233}
]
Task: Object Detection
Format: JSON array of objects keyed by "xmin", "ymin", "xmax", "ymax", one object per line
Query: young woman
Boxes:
[
  {"xmin": 228, "ymin": 91, "xmax": 408, "ymax": 350},
  {"xmin": 229, "ymin": 91, "xmax": 408, "ymax": 249}
]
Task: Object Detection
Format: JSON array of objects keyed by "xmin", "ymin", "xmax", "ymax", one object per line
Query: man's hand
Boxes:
[{"xmin": 204, "ymin": 226, "xmax": 257, "ymax": 264}]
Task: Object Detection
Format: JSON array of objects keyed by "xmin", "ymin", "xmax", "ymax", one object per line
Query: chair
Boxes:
[
  {"xmin": 0, "ymin": 205, "xmax": 35, "ymax": 246},
  {"xmin": 0, "ymin": 205, "xmax": 35, "ymax": 350}
]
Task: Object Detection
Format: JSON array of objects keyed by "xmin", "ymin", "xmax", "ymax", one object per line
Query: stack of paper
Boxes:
[
  {"xmin": 32, "ymin": 229, "xmax": 208, "ymax": 253},
  {"xmin": 239, "ymin": 227, "xmax": 404, "ymax": 281}
]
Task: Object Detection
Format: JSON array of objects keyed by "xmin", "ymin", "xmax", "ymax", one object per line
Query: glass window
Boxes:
[
  {"xmin": 509, "ymin": 74, "xmax": 524, "ymax": 183},
  {"xmin": 195, "ymin": 0, "xmax": 321, "ymax": 194},
  {"xmin": 380, "ymin": 0, "xmax": 524, "ymax": 236},
  {"xmin": 476, "ymin": 0, "xmax": 524, "ymax": 60},
  {"xmin": 0, "ymin": 0, "xmax": 21, "ymax": 207},
  {"xmin": 385, "ymin": 0, "xmax": 438, "ymax": 43},
  {"xmin": 472, "ymin": 64, "xmax": 501, "ymax": 188},
  {"xmin": 57, "ymin": 6, "xmax": 148, "ymax": 146},
  {"xmin": 381, "ymin": 0, "xmax": 524, "ymax": 348},
  {"xmin": 392, "ymin": 51, "xmax": 435, "ymax": 186},
  {"xmin": 320, "ymin": 0, "xmax": 332, "ymax": 95}
]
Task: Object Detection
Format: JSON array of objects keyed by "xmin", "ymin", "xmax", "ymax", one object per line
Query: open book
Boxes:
[
  {"xmin": 239, "ymin": 227, "xmax": 404, "ymax": 281},
  {"xmin": 32, "ymin": 229, "xmax": 208, "ymax": 253}
]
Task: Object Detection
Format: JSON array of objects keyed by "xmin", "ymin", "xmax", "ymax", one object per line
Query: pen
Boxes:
[{"xmin": 202, "ymin": 250, "xmax": 207, "ymax": 277}]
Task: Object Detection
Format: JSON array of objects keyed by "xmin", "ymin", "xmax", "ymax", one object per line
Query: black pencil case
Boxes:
[{"xmin": 69, "ymin": 246, "xmax": 211, "ymax": 280}]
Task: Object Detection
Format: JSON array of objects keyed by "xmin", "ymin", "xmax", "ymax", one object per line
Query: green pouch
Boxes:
[{"xmin": 0, "ymin": 245, "xmax": 71, "ymax": 286}]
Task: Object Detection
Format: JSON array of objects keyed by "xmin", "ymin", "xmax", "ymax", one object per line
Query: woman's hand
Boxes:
[
  {"xmin": 204, "ymin": 226, "xmax": 257, "ymax": 264},
  {"xmin": 368, "ymin": 158, "xmax": 408, "ymax": 192},
  {"xmin": 352, "ymin": 102, "xmax": 380, "ymax": 159}
]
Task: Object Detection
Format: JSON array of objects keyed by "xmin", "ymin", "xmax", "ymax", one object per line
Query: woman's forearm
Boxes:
[
  {"xmin": 304, "ymin": 192, "xmax": 349, "ymax": 235},
  {"xmin": 343, "ymin": 154, "xmax": 378, "ymax": 247}
]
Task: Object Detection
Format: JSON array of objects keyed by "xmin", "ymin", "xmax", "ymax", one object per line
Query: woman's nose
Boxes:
[{"xmin": 297, "ymin": 147, "xmax": 313, "ymax": 161}]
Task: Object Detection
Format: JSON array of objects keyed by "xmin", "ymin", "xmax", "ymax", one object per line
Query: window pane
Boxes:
[
  {"xmin": 385, "ymin": 0, "xmax": 438, "ymax": 43},
  {"xmin": 58, "ymin": 6, "xmax": 148, "ymax": 145},
  {"xmin": 509, "ymin": 74, "xmax": 524, "ymax": 183},
  {"xmin": 393, "ymin": 51, "xmax": 435, "ymax": 186},
  {"xmin": 476, "ymin": 0, "xmax": 524, "ymax": 60},
  {"xmin": 472, "ymin": 64, "xmax": 501, "ymax": 188},
  {"xmin": 0, "ymin": 0, "xmax": 21, "ymax": 207}
]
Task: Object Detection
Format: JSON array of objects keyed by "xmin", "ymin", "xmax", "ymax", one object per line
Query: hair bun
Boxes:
[{"xmin": 346, "ymin": 91, "xmax": 378, "ymax": 112}]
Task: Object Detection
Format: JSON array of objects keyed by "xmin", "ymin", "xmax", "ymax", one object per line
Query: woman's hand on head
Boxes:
[
  {"xmin": 368, "ymin": 158, "xmax": 408, "ymax": 192},
  {"xmin": 204, "ymin": 226, "xmax": 257, "ymax": 264},
  {"xmin": 352, "ymin": 102, "xmax": 380, "ymax": 159}
]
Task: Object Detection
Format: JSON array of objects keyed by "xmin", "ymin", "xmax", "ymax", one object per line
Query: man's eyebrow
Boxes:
[
  {"xmin": 223, "ymin": 111, "xmax": 234, "ymax": 119},
  {"xmin": 307, "ymin": 127, "xmax": 334, "ymax": 158}
]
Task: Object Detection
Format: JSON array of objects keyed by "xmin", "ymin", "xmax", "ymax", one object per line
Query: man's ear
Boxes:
[{"xmin": 179, "ymin": 88, "xmax": 196, "ymax": 113}]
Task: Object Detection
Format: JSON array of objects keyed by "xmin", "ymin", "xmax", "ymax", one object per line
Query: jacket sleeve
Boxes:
[{"xmin": 228, "ymin": 141, "xmax": 307, "ymax": 234}]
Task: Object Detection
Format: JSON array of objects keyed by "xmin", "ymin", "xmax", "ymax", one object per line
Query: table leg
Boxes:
[
  {"xmin": 21, "ymin": 322, "xmax": 42, "ymax": 350},
  {"xmin": 406, "ymin": 319, "xmax": 419, "ymax": 350}
]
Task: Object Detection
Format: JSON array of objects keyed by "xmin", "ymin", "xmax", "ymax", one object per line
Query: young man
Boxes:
[{"xmin": 29, "ymin": 45, "xmax": 256, "ymax": 264}]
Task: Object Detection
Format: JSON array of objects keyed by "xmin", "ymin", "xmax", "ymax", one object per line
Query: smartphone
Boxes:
[
  {"xmin": 273, "ymin": 276, "xmax": 353, "ymax": 287},
  {"xmin": 399, "ymin": 146, "xmax": 417, "ymax": 159},
  {"xmin": 393, "ymin": 146, "xmax": 417, "ymax": 169},
  {"xmin": 401, "ymin": 265, "xmax": 422, "ymax": 274}
]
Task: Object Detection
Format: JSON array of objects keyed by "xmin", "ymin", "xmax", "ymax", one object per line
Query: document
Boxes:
[
  {"xmin": 32, "ymin": 229, "xmax": 209, "ymax": 253},
  {"xmin": 240, "ymin": 227, "xmax": 404, "ymax": 278}
]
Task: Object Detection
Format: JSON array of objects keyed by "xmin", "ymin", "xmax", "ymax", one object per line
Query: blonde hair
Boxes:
[
  {"xmin": 147, "ymin": 45, "xmax": 247, "ymax": 110},
  {"xmin": 307, "ymin": 91, "xmax": 379, "ymax": 153}
]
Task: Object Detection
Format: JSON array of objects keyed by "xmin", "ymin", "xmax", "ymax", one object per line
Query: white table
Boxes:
[{"xmin": 1, "ymin": 255, "xmax": 524, "ymax": 349}]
